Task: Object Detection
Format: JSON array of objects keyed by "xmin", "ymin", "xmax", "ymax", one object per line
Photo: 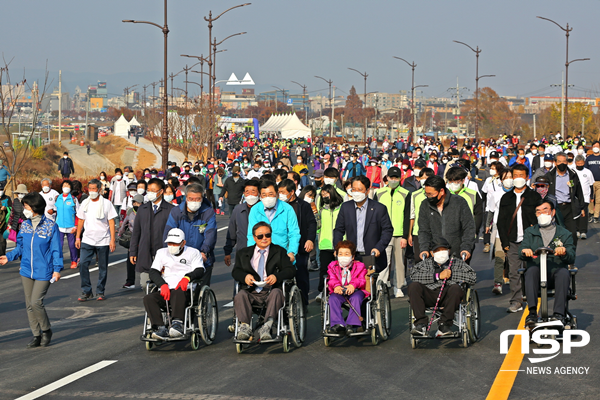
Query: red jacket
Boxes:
[{"xmin": 366, "ymin": 166, "xmax": 382, "ymax": 188}]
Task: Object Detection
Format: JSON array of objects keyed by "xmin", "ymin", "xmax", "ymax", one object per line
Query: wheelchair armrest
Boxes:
[
  {"xmin": 517, "ymin": 268, "xmax": 526, "ymax": 275},
  {"xmin": 569, "ymin": 267, "xmax": 578, "ymax": 275}
]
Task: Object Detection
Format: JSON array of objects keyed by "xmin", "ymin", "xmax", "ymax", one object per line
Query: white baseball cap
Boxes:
[{"xmin": 165, "ymin": 228, "xmax": 185, "ymax": 244}]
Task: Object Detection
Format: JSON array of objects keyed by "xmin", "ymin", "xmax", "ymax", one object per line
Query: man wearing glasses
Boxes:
[{"xmin": 232, "ymin": 222, "xmax": 296, "ymax": 341}]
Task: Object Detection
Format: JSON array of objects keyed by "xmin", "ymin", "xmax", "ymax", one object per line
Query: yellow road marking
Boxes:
[{"xmin": 486, "ymin": 304, "xmax": 540, "ymax": 400}]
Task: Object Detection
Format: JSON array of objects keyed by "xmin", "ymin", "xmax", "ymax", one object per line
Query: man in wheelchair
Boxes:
[
  {"xmin": 143, "ymin": 228, "xmax": 205, "ymax": 340},
  {"xmin": 520, "ymin": 199, "xmax": 576, "ymax": 328},
  {"xmin": 408, "ymin": 238, "xmax": 476, "ymax": 337},
  {"xmin": 232, "ymin": 222, "xmax": 296, "ymax": 341}
]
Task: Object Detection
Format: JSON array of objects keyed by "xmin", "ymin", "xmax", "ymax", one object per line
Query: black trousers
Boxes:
[
  {"xmin": 143, "ymin": 289, "xmax": 188, "ymax": 327},
  {"xmin": 295, "ymin": 252, "xmax": 310, "ymax": 305},
  {"xmin": 577, "ymin": 202, "xmax": 589, "ymax": 234},
  {"xmin": 558, "ymin": 203, "xmax": 577, "ymax": 247},
  {"xmin": 318, "ymin": 249, "xmax": 336, "ymax": 292},
  {"xmin": 125, "ymin": 250, "xmax": 135, "ymax": 285},
  {"xmin": 412, "ymin": 235, "xmax": 421, "ymax": 262},
  {"xmin": 525, "ymin": 266, "xmax": 570, "ymax": 317},
  {"xmin": 408, "ymin": 282, "xmax": 464, "ymax": 326}
]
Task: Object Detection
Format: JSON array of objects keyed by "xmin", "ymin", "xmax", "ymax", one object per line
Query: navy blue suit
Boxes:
[{"xmin": 333, "ymin": 198, "xmax": 394, "ymax": 272}]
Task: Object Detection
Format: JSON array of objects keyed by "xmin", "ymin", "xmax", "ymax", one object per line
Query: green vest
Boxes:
[
  {"xmin": 412, "ymin": 188, "xmax": 426, "ymax": 235},
  {"xmin": 318, "ymin": 206, "xmax": 341, "ymax": 250},
  {"xmin": 454, "ymin": 187, "xmax": 476, "ymax": 215},
  {"xmin": 376, "ymin": 186, "xmax": 409, "ymax": 237}
]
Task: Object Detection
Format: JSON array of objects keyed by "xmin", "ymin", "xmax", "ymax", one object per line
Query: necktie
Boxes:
[
  {"xmin": 256, "ymin": 249, "xmax": 266, "ymax": 292},
  {"xmin": 153, "ymin": 204, "xmax": 158, "ymax": 214}
]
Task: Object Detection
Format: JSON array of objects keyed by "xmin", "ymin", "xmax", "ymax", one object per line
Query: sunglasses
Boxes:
[{"xmin": 255, "ymin": 233, "xmax": 272, "ymax": 240}]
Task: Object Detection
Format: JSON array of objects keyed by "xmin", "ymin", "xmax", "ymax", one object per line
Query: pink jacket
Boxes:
[{"xmin": 327, "ymin": 260, "xmax": 370, "ymax": 297}]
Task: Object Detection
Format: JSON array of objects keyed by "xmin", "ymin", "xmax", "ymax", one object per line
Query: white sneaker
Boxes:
[
  {"xmin": 577, "ymin": 232, "xmax": 581, "ymax": 239},
  {"xmin": 581, "ymin": 233, "xmax": 587, "ymax": 240},
  {"xmin": 315, "ymin": 292, "xmax": 323, "ymax": 303},
  {"xmin": 394, "ymin": 287, "xmax": 404, "ymax": 298}
]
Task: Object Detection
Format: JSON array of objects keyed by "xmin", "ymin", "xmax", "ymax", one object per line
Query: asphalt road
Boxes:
[{"xmin": 1, "ymin": 213, "xmax": 599, "ymax": 400}]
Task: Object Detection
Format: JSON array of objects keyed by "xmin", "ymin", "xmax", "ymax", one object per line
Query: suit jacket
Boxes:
[
  {"xmin": 402, "ymin": 175, "xmax": 421, "ymax": 193},
  {"xmin": 288, "ymin": 199, "xmax": 317, "ymax": 254},
  {"xmin": 231, "ymin": 244, "xmax": 296, "ymax": 291},
  {"xmin": 333, "ymin": 198, "xmax": 393, "ymax": 272},
  {"xmin": 497, "ymin": 187, "xmax": 541, "ymax": 249},
  {"xmin": 130, "ymin": 200, "xmax": 175, "ymax": 273},
  {"xmin": 544, "ymin": 167, "xmax": 585, "ymax": 219}
]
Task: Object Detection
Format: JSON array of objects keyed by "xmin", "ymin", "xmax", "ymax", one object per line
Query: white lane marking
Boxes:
[
  {"xmin": 223, "ymin": 301, "xmax": 234, "ymax": 307},
  {"xmin": 217, "ymin": 226, "xmax": 227, "ymax": 232},
  {"xmin": 15, "ymin": 360, "xmax": 118, "ymax": 400},
  {"xmin": 61, "ymin": 259, "xmax": 127, "ymax": 280}
]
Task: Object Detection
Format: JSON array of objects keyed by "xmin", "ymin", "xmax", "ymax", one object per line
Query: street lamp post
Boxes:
[
  {"xmin": 537, "ymin": 16, "xmax": 590, "ymax": 137},
  {"xmin": 393, "ymin": 57, "xmax": 423, "ymax": 142},
  {"xmin": 123, "ymin": 0, "xmax": 169, "ymax": 171},
  {"xmin": 124, "ymin": 84, "xmax": 138, "ymax": 109},
  {"xmin": 291, "ymin": 81, "xmax": 308, "ymax": 125},
  {"xmin": 272, "ymin": 86, "xmax": 287, "ymax": 110},
  {"xmin": 348, "ymin": 68, "xmax": 368, "ymax": 142},
  {"xmin": 315, "ymin": 76, "xmax": 333, "ymax": 136}
]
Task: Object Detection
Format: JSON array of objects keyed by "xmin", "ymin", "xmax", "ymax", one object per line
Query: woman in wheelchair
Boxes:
[
  {"xmin": 408, "ymin": 238, "xmax": 476, "ymax": 337},
  {"xmin": 520, "ymin": 200, "xmax": 576, "ymax": 328},
  {"xmin": 143, "ymin": 228, "xmax": 205, "ymax": 340},
  {"xmin": 326, "ymin": 240, "xmax": 369, "ymax": 335},
  {"xmin": 232, "ymin": 222, "xmax": 296, "ymax": 342}
]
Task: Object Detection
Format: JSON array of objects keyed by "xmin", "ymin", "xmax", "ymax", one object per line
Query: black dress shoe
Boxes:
[
  {"xmin": 346, "ymin": 326, "xmax": 356, "ymax": 335},
  {"xmin": 40, "ymin": 329, "xmax": 52, "ymax": 347},
  {"xmin": 27, "ymin": 336, "xmax": 41, "ymax": 348},
  {"xmin": 328, "ymin": 324, "xmax": 345, "ymax": 334}
]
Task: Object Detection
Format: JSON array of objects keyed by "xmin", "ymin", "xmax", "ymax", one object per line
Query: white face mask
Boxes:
[
  {"xmin": 261, "ymin": 196, "xmax": 277, "ymax": 209},
  {"xmin": 62, "ymin": 187, "xmax": 71, "ymax": 194},
  {"xmin": 537, "ymin": 213, "xmax": 553, "ymax": 227},
  {"xmin": 279, "ymin": 194, "xmax": 289, "ymax": 202},
  {"xmin": 168, "ymin": 244, "xmax": 183, "ymax": 255},
  {"xmin": 89, "ymin": 191, "xmax": 100, "ymax": 199},
  {"xmin": 137, "ymin": 188, "xmax": 145, "ymax": 195},
  {"xmin": 147, "ymin": 191, "xmax": 160, "ymax": 202},
  {"xmin": 129, "ymin": 191, "xmax": 137, "ymax": 197},
  {"xmin": 433, "ymin": 250, "xmax": 450, "ymax": 265},
  {"xmin": 578, "ymin": 149, "xmax": 584, "ymax": 155},
  {"xmin": 489, "ymin": 169, "xmax": 497, "ymax": 176},
  {"xmin": 164, "ymin": 194, "xmax": 174, "ymax": 202},
  {"xmin": 513, "ymin": 177, "xmax": 527, "ymax": 189},
  {"xmin": 63, "ymin": 156, "xmax": 68, "ymax": 159},
  {"xmin": 532, "ymin": 149, "xmax": 538, "ymax": 154},
  {"xmin": 448, "ymin": 182, "xmax": 462, "ymax": 193},
  {"xmin": 245, "ymin": 195, "xmax": 259, "ymax": 206},
  {"xmin": 324, "ymin": 178, "xmax": 335, "ymax": 186},
  {"xmin": 42, "ymin": 186, "xmax": 50, "ymax": 193},
  {"xmin": 338, "ymin": 256, "xmax": 353, "ymax": 267},
  {"xmin": 116, "ymin": 175, "xmax": 122, "ymax": 181},
  {"xmin": 100, "ymin": 176, "xmax": 106, "ymax": 181},
  {"xmin": 503, "ymin": 179, "xmax": 514, "ymax": 189},
  {"xmin": 352, "ymin": 191, "xmax": 367, "ymax": 203},
  {"xmin": 18, "ymin": 194, "xmax": 25, "ymax": 200},
  {"xmin": 187, "ymin": 201, "xmax": 201, "ymax": 212},
  {"xmin": 544, "ymin": 161, "xmax": 553, "ymax": 169},
  {"xmin": 304, "ymin": 197, "xmax": 314, "ymax": 204},
  {"xmin": 23, "ymin": 209, "xmax": 34, "ymax": 219},
  {"xmin": 413, "ymin": 169, "xmax": 421, "ymax": 177},
  {"xmin": 594, "ymin": 147, "xmax": 600, "ymax": 154}
]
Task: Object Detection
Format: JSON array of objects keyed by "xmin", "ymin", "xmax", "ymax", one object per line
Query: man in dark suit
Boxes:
[
  {"xmin": 130, "ymin": 178, "xmax": 175, "ymax": 288},
  {"xmin": 333, "ymin": 176, "xmax": 393, "ymax": 272},
  {"xmin": 278, "ymin": 179, "xmax": 317, "ymax": 306},
  {"xmin": 403, "ymin": 158, "xmax": 426, "ymax": 193},
  {"xmin": 232, "ymin": 222, "xmax": 296, "ymax": 341}
]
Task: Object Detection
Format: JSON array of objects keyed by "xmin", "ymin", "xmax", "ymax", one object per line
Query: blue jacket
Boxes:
[
  {"xmin": 7, "ymin": 216, "xmax": 63, "ymax": 280},
  {"xmin": 0, "ymin": 165, "xmax": 10, "ymax": 182},
  {"xmin": 508, "ymin": 156, "xmax": 532, "ymax": 177},
  {"xmin": 164, "ymin": 199, "xmax": 217, "ymax": 269},
  {"xmin": 247, "ymin": 199, "xmax": 300, "ymax": 255},
  {"xmin": 55, "ymin": 193, "xmax": 77, "ymax": 229},
  {"xmin": 343, "ymin": 161, "xmax": 365, "ymax": 179}
]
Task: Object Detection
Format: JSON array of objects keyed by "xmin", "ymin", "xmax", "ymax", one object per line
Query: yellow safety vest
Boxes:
[
  {"xmin": 376, "ymin": 186, "xmax": 409, "ymax": 236},
  {"xmin": 412, "ymin": 188, "xmax": 426, "ymax": 235}
]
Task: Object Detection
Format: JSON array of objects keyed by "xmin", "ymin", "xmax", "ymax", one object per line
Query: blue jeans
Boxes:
[{"xmin": 79, "ymin": 243, "xmax": 110, "ymax": 295}]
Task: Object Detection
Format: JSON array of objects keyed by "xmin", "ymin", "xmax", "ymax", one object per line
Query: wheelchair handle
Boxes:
[{"xmin": 535, "ymin": 247, "xmax": 554, "ymax": 256}]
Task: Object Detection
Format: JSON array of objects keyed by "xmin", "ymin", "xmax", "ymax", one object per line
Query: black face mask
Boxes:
[
  {"xmin": 322, "ymin": 197, "xmax": 331, "ymax": 204},
  {"xmin": 557, "ymin": 163, "xmax": 568, "ymax": 172},
  {"xmin": 133, "ymin": 205, "xmax": 139, "ymax": 212},
  {"xmin": 576, "ymin": 165, "xmax": 584, "ymax": 171},
  {"xmin": 427, "ymin": 195, "xmax": 440, "ymax": 206},
  {"xmin": 567, "ymin": 159, "xmax": 574, "ymax": 163},
  {"xmin": 315, "ymin": 180, "xmax": 323, "ymax": 187}
]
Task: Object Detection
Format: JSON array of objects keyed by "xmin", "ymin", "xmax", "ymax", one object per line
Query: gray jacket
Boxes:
[
  {"xmin": 223, "ymin": 202, "xmax": 252, "ymax": 256},
  {"xmin": 418, "ymin": 193, "xmax": 476, "ymax": 257}
]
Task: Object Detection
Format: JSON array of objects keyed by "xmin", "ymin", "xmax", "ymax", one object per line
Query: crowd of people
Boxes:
[{"xmin": 2, "ymin": 129, "xmax": 593, "ymax": 347}]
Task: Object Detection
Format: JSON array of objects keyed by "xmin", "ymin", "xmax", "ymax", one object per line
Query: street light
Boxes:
[
  {"xmin": 315, "ymin": 76, "xmax": 333, "ymax": 137},
  {"xmin": 122, "ymin": 0, "xmax": 169, "ymax": 171},
  {"xmin": 348, "ymin": 68, "xmax": 368, "ymax": 142},
  {"xmin": 124, "ymin": 84, "xmax": 138, "ymax": 109},
  {"xmin": 291, "ymin": 81, "xmax": 308, "ymax": 125},
  {"xmin": 537, "ymin": 16, "xmax": 590, "ymax": 137},
  {"xmin": 272, "ymin": 86, "xmax": 287, "ymax": 112},
  {"xmin": 393, "ymin": 56, "xmax": 422, "ymax": 142}
]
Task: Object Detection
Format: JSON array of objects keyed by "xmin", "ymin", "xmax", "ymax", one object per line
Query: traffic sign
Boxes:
[{"xmin": 287, "ymin": 99, "xmax": 293, "ymax": 106}]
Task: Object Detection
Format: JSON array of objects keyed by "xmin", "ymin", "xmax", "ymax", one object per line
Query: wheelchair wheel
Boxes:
[
  {"xmin": 190, "ymin": 331, "xmax": 200, "ymax": 350},
  {"xmin": 145, "ymin": 333, "xmax": 153, "ymax": 351},
  {"xmin": 467, "ymin": 289, "xmax": 481, "ymax": 343},
  {"xmin": 371, "ymin": 327, "xmax": 380, "ymax": 346},
  {"xmin": 410, "ymin": 335, "xmax": 417, "ymax": 349},
  {"xmin": 288, "ymin": 286, "xmax": 306, "ymax": 348},
  {"xmin": 376, "ymin": 282, "xmax": 392, "ymax": 340},
  {"xmin": 198, "ymin": 286, "xmax": 219, "ymax": 346},
  {"xmin": 236, "ymin": 343, "xmax": 244, "ymax": 354},
  {"xmin": 282, "ymin": 334, "xmax": 290, "ymax": 353},
  {"xmin": 462, "ymin": 329, "xmax": 469, "ymax": 348},
  {"xmin": 324, "ymin": 336, "xmax": 331, "ymax": 347},
  {"xmin": 320, "ymin": 294, "xmax": 328, "ymax": 334}
]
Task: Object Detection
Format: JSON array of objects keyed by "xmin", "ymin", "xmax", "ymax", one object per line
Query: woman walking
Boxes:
[{"xmin": 0, "ymin": 192, "xmax": 63, "ymax": 348}]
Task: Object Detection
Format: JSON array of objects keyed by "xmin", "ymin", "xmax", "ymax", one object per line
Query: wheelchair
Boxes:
[
  {"xmin": 141, "ymin": 279, "xmax": 219, "ymax": 351},
  {"xmin": 518, "ymin": 247, "xmax": 578, "ymax": 332},
  {"xmin": 232, "ymin": 279, "xmax": 306, "ymax": 353},
  {"xmin": 320, "ymin": 258, "xmax": 392, "ymax": 346}
]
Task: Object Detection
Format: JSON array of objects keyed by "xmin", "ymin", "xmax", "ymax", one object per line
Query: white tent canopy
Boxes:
[
  {"xmin": 260, "ymin": 113, "xmax": 311, "ymax": 139},
  {"xmin": 129, "ymin": 116, "xmax": 141, "ymax": 126},
  {"xmin": 114, "ymin": 114, "xmax": 130, "ymax": 136}
]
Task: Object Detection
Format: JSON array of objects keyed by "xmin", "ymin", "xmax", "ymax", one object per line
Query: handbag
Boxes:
[{"xmin": 119, "ymin": 226, "xmax": 132, "ymax": 248}]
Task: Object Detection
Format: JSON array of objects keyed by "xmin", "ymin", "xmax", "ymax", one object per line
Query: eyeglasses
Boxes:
[{"xmin": 255, "ymin": 233, "xmax": 272, "ymax": 240}]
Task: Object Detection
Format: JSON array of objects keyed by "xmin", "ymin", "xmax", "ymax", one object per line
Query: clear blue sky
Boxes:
[{"xmin": 2, "ymin": 0, "xmax": 599, "ymax": 100}]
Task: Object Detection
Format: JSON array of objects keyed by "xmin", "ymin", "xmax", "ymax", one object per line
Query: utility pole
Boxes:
[
  {"xmin": 551, "ymin": 72, "xmax": 572, "ymax": 136},
  {"xmin": 348, "ymin": 68, "xmax": 368, "ymax": 142},
  {"xmin": 533, "ymin": 114, "xmax": 537, "ymax": 139},
  {"xmin": 291, "ymin": 81, "xmax": 308, "ymax": 125},
  {"xmin": 58, "ymin": 70, "xmax": 62, "ymax": 143},
  {"xmin": 448, "ymin": 77, "xmax": 468, "ymax": 134},
  {"xmin": 331, "ymin": 86, "xmax": 336, "ymax": 138},
  {"xmin": 85, "ymin": 87, "xmax": 89, "ymax": 140}
]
